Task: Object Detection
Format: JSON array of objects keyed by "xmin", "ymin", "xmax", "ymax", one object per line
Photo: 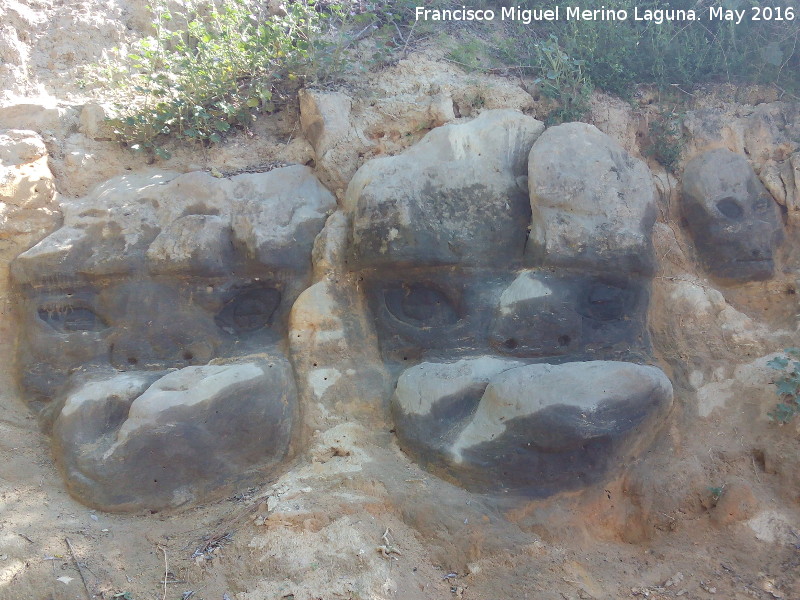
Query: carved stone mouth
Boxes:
[
  {"xmin": 391, "ymin": 357, "xmax": 673, "ymax": 495},
  {"xmin": 52, "ymin": 358, "xmax": 296, "ymax": 512}
]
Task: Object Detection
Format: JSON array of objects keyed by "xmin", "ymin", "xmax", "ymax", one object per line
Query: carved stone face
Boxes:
[
  {"xmin": 681, "ymin": 148, "xmax": 784, "ymax": 281},
  {"xmin": 347, "ymin": 112, "xmax": 673, "ymax": 496},
  {"xmin": 11, "ymin": 166, "xmax": 335, "ymax": 511}
]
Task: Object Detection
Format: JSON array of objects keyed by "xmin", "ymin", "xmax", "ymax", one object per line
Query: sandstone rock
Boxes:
[
  {"xmin": 311, "ymin": 210, "xmax": 349, "ymax": 278},
  {"xmin": 146, "ymin": 214, "xmax": 232, "ymax": 275},
  {"xmin": 0, "ymin": 129, "xmax": 46, "ymax": 164},
  {"xmin": 392, "ymin": 357, "xmax": 524, "ymax": 456},
  {"xmin": 527, "ymin": 122, "xmax": 658, "ymax": 275},
  {"xmin": 650, "ymin": 275, "xmax": 774, "ymax": 363},
  {"xmin": 299, "ymin": 89, "xmax": 361, "ymax": 196},
  {"xmin": 760, "ymin": 153, "xmax": 800, "ymax": 226},
  {"xmin": 52, "ymin": 133, "xmax": 145, "ymax": 197},
  {"xmin": 11, "ymin": 165, "xmax": 335, "ymax": 511},
  {"xmin": 346, "ymin": 111, "xmax": 670, "ymax": 499},
  {"xmin": 0, "ymin": 100, "xmax": 79, "ymax": 137},
  {"xmin": 741, "ymin": 103, "xmax": 798, "ymax": 164},
  {"xmin": 393, "ymin": 359, "xmax": 673, "ymax": 495},
  {"xmin": 681, "ymin": 148, "xmax": 783, "ymax": 281},
  {"xmin": 289, "ymin": 279, "xmax": 390, "ymax": 427},
  {"xmin": 346, "ymin": 109, "xmax": 545, "ymax": 268},
  {"xmin": 230, "ymin": 165, "xmax": 336, "ymax": 271},
  {"xmin": 451, "ymin": 84, "xmax": 533, "ymax": 118},
  {"xmin": 78, "ymin": 102, "xmax": 114, "ymax": 140},
  {"xmin": 0, "ymin": 130, "xmax": 53, "ymax": 213},
  {"xmin": 53, "ymin": 359, "xmax": 296, "ymax": 511},
  {"xmin": 300, "ymin": 90, "xmax": 353, "ymax": 158},
  {"xmin": 487, "ymin": 270, "xmax": 650, "ymax": 361},
  {"xmin": 682, "ymin": 102, "xmax": 800, "ymax": 182},
  {"xmin": 0, "ymin": 129, "xmax": 59, "ymax": 248},
  {"xmin": 0, "ymin": 23, "xmax": 28, "ymax": 67},
  {"xmin": 12, "ymin": 164, "xmax": 335, "ymax": 283},
  {"xmin": 588, "ymin": 92, "xmax": 639, "ymax": 154}
]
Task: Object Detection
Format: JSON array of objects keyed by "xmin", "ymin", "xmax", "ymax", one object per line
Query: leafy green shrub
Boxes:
[
  {"xmin": 644, "ymin": 110, "xmax": 686, "ymax": 173},
  {"xmin": 103, "ymin": 0, "xmax": 323, "ymax": 158},
  {"xmin": 532, "ymin": 36, "xmax": 591, "ymax": 124},
  {"xmin": 95, "ymin": 0, "xmax": 453, "ymax": 157},
  {"xmin": 766, "ymin": 349, "xmax": 800, "ymax": 423},
  {"xmin": 495, "ymin": 33, "xmax": 591, "ymax": 123}
]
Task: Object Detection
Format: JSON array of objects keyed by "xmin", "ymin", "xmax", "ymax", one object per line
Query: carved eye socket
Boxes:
[
  {"xmin": 716, "ymin": 197, "xmax": 744, "ymax": 219},
  {"xmin": 578, "ymin": 283, "xmax": 630, "ymax": 322},
  {"xmin": 38, "ymin": 306, "xmax": 106, "ymax": 332},
  {"xmin": 215, "ymin": 287, "xmax": 281, "ymax": 333},
  {"xmin": 384, "ymin": 284, "xmax": 458, "ymax": 327}
]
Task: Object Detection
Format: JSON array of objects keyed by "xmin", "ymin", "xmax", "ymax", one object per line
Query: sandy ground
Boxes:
[{"xmin": 2, "ymin": 371, "xmax": 800, "ymax": 600}]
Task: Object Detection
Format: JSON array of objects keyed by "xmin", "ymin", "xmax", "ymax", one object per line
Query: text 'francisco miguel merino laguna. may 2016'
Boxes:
[{"xmin": 414, "ymin": 4, "xmax": 796, "ymax": 25}]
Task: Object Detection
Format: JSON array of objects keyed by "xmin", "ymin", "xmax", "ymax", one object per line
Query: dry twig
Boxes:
[
  {"xmin": 65, "ymin": 537, "xmax": 92, "ymax": 600},
  {"xmin": 158, "ymin": 545, "xmax": 168, "ymax": 600}
]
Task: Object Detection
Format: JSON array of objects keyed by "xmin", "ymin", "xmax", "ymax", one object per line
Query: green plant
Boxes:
[
  {"xmin": 103, "ymin": 0, "xmax": 325, "ymax": 158},
  {"xmin": 708, "ymin": 486, "xmax": 724, "ymax": 503},
  {"xmin": 447, "ymin": 39, "xmax": 486, "ymax": 71},
  {"xmin": 644, "ymin": 110, "xmax": 686, "ymax": 173},
  {"xmin": 766, "ymin": 348, "xmax": 800, "ymax": 423},
  {"xmin": 95, "ymin": 0, "xmax": 448, "ymax": 157},
  {"xmin": 496, "ymin": 0, "xmax": 800, "ymax": 103},
  {"xmin": 531, "ymin": 36, "xmax": 591, "ymax": 124}
]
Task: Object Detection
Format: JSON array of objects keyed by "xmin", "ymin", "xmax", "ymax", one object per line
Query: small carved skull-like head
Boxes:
[{"xmin": 681, "ymin": 148, "xmax": 784, "ymax": 282}]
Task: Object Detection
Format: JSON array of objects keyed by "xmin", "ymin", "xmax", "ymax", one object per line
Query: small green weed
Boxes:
[
  {"xmin": 447, "ymin": 39, "xmax": 486, "ymax": 72},
  {"xmin": 708, "ymin": 486, "xmax": 724, "ymax": 503},
  {"xmin": 766, "ymin": 348, "xmax": 800, "ymax": 423},
  {"xmin": 495, "ymin": 33, "xmax": 591, "ymax": 123},
  {"xmin": 531, "ymin": 36, "xmax": 591, "ymax": 124},
  {"xmin": 644, "ymin": 109, "xmax": 686, "ymax": 173}
]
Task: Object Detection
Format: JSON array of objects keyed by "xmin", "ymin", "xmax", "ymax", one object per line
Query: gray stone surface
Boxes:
[
  {"xmin": 146, "ymin": 214, "xmax": 232, "ymax": 276},
  {"xmin": 391, "ymin": 357, "xmax": 524, "ymax": 458},
  {"xmin": 487, "ymin": 270, "xmax": 650, "ymax": 360},
  {"xmin": 392, "ymin": 360, "xmax": 673, "ymax": 494},
  {"xmin": 12, "ymin": 165, "xmax": 336, "ymax": 283},
  {"xmin": 527, "ymin": 122, "xmax": 658, "ymax": 275},
  {"xmin": 53, "ymin": 359, "xmax": 295, "ymax": 511},
  {"xmin": 681, "ymin": 148, "xmax": 783, "ymax": 281},
  {"xmin": 348, "ymin": 112, "xmax": 670, "ymax": 498},
  {"xmin": 346, "ymin": 109, "xmax": 545, "ymax": 268},
  {"xmin": 11, "ymin": 165, "xmax": 334, "ymax": 511},
  {"xmin": 230, "ymin": 167, "xmax": 336, "ymax": 271}
]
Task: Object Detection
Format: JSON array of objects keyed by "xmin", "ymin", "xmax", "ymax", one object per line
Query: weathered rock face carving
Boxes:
[
  {"xmin": 11, "ymin": 166, "xmax": 335, "ymax": 511},
  {"xmin": 681, "ymin": 148, "xmax": 784, "ymax": 282},
  {"xmin": 347, "ymin": 110, "xmax": 673, "ymax": 495}
]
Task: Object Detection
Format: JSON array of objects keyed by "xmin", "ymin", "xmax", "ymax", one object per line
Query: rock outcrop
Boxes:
[
  {"xmin": 10, "ymin": 164, "xmax": 335, "ymax": 511},
  {"xmin": 681, "ymin": 148, "xmax": 784, "ymax": 281}
]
